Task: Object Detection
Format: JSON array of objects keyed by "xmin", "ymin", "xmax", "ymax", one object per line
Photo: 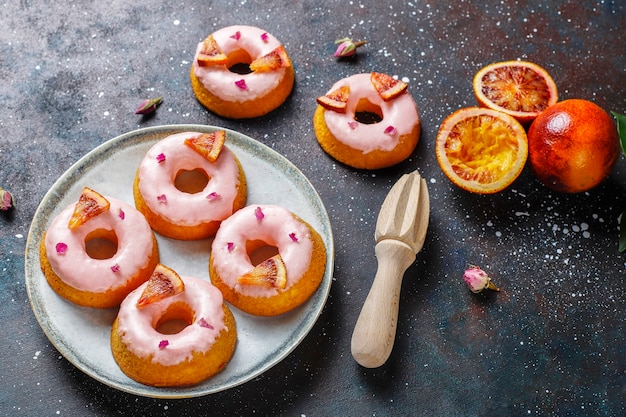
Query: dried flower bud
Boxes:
[
  {"xmin": 135, "ymin": 97, "xmax": 163, "ymax": 115},
  {"xmin": 333, "ymin": 37, "xmax": 366, "ymax": 58},
  {"xmin": 0, "ymin": 187, "xmax": 15, "ymax": 211},
  {"xmin": 463, "ymin": 264, "xmax": 500, "ymax": 293}
]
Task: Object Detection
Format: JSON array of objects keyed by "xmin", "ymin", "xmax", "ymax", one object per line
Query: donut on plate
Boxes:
[
  {"xmin": 209, "ymin": 204, "xmax": 327, "ymax": 316},
  {"xmin": 111, "ymin": 264, "xmax": 236, "ymax": 387},
  {"xmin": 40, "ymin": 187, "xmax": 159, "ymax": 308},
  {"xmin": 190, "ymin": 25, "xmax": 295, "ymax": 119},
  {"xmin": 313, "ymin": 72, "xmax": 421, "ymax": 169},
  {"xmin": 133, "ymin": 130, "xmax": 247, "ymax": 240}
]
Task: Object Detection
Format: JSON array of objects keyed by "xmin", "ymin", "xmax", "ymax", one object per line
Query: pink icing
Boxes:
[
  {"xmin": 137, "ymin": 132, "xmax": 242, "ymax": 226},
  {"xmin": 193, "ymin": 25, "xmax": 287, "ymax": 102},
  {"xmin": 211, "ymin": 205, "xmax": 314, "ymax": 298},
  {"xmin": 116, "ymin": 275, "xmax": 227, "ymax": 366},
  {"xmin": 44, "ymin": 196, "xmax": 154, "ymax": 293},
  {"xmin": 322, "ymin": 73, "xmax": 420, "ymax": 153}
]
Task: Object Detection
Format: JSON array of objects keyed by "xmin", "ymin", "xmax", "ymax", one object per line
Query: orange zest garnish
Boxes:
[
  {"xmin": 136, "ymin": 264, "xmax": 185, "ymax": 307},
  {"xmin": 184, "ymin": 131, "xmax": 226, "ymax": 162},
  {"xmin": 196, "ymin": 35, "xmax": 228, "ymax": 67},
  {"xmin": 435, "ymin": 107, "xmax": 528, "ymax": 194},
  {"xmin": 249, "ymin": 46, "xmax": 291, "ymax": 72},
  {"xmin": 370, "ymin": 72, "xmax": 408, "ymax": 101},
  {"xmin": 237, "ymin": 254, "xmax": 288, "ymax": 289},
  {"xmin": 316, "ymin": 85, "xmax": 350, "ymax": 113},
  {"xmin": 473, "ymin": 60, "xmax": 558, "ymax": 124},
  {"xmin": 68, "ymin": 187, "xmax": 110, "ymax": 230}
]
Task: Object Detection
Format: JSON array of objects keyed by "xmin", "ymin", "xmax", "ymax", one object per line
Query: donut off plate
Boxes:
[{"xmin": 24, "ymin": 125, "xmax": 334, "ymax": 399}]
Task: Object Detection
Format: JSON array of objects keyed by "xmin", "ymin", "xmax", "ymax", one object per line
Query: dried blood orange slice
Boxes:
[
  {"xmin": 237, "ymin": 254, "xmax": 287, "ymax": 289},
  {"xmin": 250, "ymin": 46, "xmax": 291, "ymax": 72},
  {"xmin": 196, "ymin": 35, "xmax": 228, "ymax": 67},
  {"xmin": 370, "ymin": 72, "xmax": 408, "ymax": 101},
  {"xmin": 68, "ymin": 187, "xmax": 110, "ymax": 230},
  {"xmin": 184, "ymin": 131, "xmax": 225, "ymax": 162},
  {"xmin": 137, "ymin": 264, "xmax": 185, "ymax": 307},
  {"xmin": 436, "ymin": 107, "xmax": 528, "ymax": 194},
  {"xmin": 316, "ymin": 85, "xmax": 350, "ymax": 113},
  {"xmin": 473, "ymin": 60, "xmax": 558, "ymax": 124}
]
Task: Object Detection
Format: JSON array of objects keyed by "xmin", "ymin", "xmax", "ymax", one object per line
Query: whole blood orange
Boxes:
[
  {"xmin": 436, "ymin": 107, "xmax": 528, "ymax": 194},
  {"xmin": 527, "ymin": 99, "xmax": 620, "ymax": 193},
  {"xmin": 473, "ymin": 61, "xmax": 558, "ymax": 125}
]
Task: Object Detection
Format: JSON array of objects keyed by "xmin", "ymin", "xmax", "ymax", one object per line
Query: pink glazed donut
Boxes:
[
  {"xmin": 190, "ymin": 25, "xmax": 295, "ymax": 118},
  {"xmin": 111, "ymin": 273, "xmax": 237, "ymax": 387},
  {"xmin": 133, "ymin": 131, "xmax": 247, "ymax": 240},
  {"xmin": 313, "ymin": 72, "xmax": 421, "ymax": 169},
  {"xmin": 40, "ymin": 191, "xmax": 159, "ymax": 308},
  {"xmin": 209, "ymin": 205, "xmax": 327, "ymax": 316}
]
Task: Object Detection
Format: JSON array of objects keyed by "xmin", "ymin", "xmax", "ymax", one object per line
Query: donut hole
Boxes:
[
  {"xmin": 155, "ymin": 302, "xmax": 194, "ymax": 335},
  {"xmin": 227, "ymin": 49, "xmax": 253, "ymax": 75},
  {"xmin": 85, "ymin": 229, "xmax": 118, "ymax": 260},
  {"xmin": 174, "ymin": 168, "xmax": 210, "ymax": 194},
  {"xmin": 246, "ymin": 239, "xmax": 279, "ymax": 266},
  {"xmin": 354, "ymin": 98, "xmax": 383, "ymax": 124}
]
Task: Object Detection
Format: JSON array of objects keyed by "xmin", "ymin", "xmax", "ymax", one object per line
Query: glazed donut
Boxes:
[
  {"xmin": 209, "ymin": 204, "xmax": 327, "ymax": 316},
  {"xmin": 313, "ymin": 72, "xmax": 421, "ymax": 169},
  {"xmin": 133, "ymin": 131, "xmax": 247, "ymax": 240},
  {"xmin": 111, "ymin": 265, "xmax": 236, "ymax": 387},
  {"xmin": 40, "ymin": 187, "xmax": 159, "ymax": 308},
  {"xmin": 190, "ymin": 25, "xmax": 295, "ymax": 119}
]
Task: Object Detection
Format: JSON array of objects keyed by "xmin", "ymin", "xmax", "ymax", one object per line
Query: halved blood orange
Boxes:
[
  {"xmin": 473, "ymin": 60, "xmax": 558, "ymax": 124},
  {"xmin": 436, "ymin": 107, "xmax": 528, "ymax": 194}
]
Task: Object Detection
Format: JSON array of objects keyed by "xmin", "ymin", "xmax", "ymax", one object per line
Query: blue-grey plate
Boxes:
[{"xmin": 24, "ymin": 125, "xmax": 334, "ymax": 399}]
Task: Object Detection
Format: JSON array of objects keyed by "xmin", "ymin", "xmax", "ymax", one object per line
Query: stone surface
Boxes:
[{"xmin": 1, "ymin": 1, "xmax": 624, "ymax": 415}]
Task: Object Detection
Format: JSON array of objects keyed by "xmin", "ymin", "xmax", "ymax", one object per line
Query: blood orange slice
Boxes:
[
  {"xmin": 196, "ymin": 35, "xmax": 228, "ymax": 67},
  {"xmin": 184, "ymin": 131, "xmax": 225, "ymax": 162},
  {"xmin": 68, "ymin": 187, "xmax": 110, "ymax": 230},
  {"xmin": 473, "ymin": 60, "xmax": 558, "ymax": 124},
  {"xmin": 137, "ymin": 264, "xmax": 185, "ymax": 307},
  {"xmin": 436, "ymin": 107, "xmax": 528, "ymax": 194},
  {"xmin": 370, "ymin": 72, "xmax": 408, "ymax": 101},
  {"xmin": 249, "ymin": 46, "xmax": 291, "ymax": 72},
  {"xmin": 316, "ymin": 85, "xmax": 350, "ymax": 113},
  {"xmin": 237, "ymin": 254, "xmax": 287, "ymax": 289}
]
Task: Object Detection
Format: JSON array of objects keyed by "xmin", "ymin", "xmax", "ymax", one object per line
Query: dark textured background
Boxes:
[{"xmin": 1, "ymin": 1, "xmax": 625, "ymax": 416}]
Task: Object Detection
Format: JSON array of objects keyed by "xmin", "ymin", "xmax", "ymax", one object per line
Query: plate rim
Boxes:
[{"xmin": 24, "ymin": 124, "xmax": 335, "ymax": 399}]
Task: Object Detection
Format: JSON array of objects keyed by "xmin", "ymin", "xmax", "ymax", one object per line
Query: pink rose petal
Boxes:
[
  {"xmin": 158, "ymin": 340, "xmax": 169, "ymax": 349},
  {"xmin": 157, "ymin": 194, "xmax": 167, "ymax": 203},
  {"xmin": 111, "ymin": 264, "xmax": 120, "ymax": 273},
  {"xmin": 206, "ymin": 191, "xmax": 220, "ymax": 201},
  {"xmin": 384, "ymin": 125, "xmax": 397, "ymax": 135},
  {"xmin": 289, "ymin": 232, "xmax": 298, "ymax": 242},
  {"xmin": 235, "ymin": 79, "xmax": 247, "ymax": 90},
  {"xmin": 261, "ymin": 32, "xmax": 269, "ymax": 42},
  {"xmin": 254, "ymin": 206, "xmax": 264, "ymax": 221},
  {"xmin": 198, "ymin": 317, "xmax": 214, "ymax": 329},
  {"xmin": 156, "ymin": 153, "xmax": 166, "ymax": 163},
  {"xmin": 227, "ymin": 242, "xmax": 234, "ymax": 252},
  {"xmin": 56, "ymin": 242, "xmax": 68, "ymax": 255},
  {"xmin": 348, "ymin": 121, "xmax": 358, "ymax": 129},
  {"xmin": 118, "ymin": 208, "xmax": 125, "ymax": 220},
  {"xmin": 230, "ymin": 31, "xmax": 241, "ymax": 40}
]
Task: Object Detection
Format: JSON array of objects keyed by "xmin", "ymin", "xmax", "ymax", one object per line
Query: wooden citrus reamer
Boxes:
[{"xmin": 351, "ymin": 170, "xmax": 430, "ymax": 368}]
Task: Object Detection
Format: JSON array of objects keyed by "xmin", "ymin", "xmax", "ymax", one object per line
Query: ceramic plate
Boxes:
[{"xmin": 24, "ymin": 125, "xmax": 334, "ymax": 399}]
